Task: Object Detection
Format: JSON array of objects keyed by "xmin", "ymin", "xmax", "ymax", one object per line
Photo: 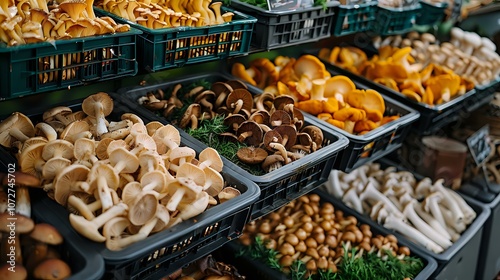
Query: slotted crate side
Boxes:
[
  {"xmin": 228, "ymin": 0, "xmax": 339, "ymax": 49},
  {"xmin": 415, "ymin": 1, "xmax": 448, "ymax": 26},
  {"xmin": 117, "ymin": 72, "xmax": 349, "ymax": 221},
  {"xmin": 371, "ymin": 4, "xmax": 421, "ymax": 35},
  {"xmin": 95, "ymin": 8, "xmax": 256, "ymax": 72},
  {"xmin": 0, "ymin": 96, "xmax": 260, "ymax": 280},
  {"xmin": 0, "ymin": 29, "xmax": 140, "ymax": 99},
  {"xmin": 332, "ymin": 1, "xmax": 378, "ymax": 36}
]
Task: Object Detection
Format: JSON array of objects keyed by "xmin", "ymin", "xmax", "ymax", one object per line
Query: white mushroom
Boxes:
[
  {"xmin": 444, "ymin": 188, "xmax": 476, "ymax": 224},
  {"xmin": 432, "ymin": 179, "xmax": 464, "ymax": 225},
  {"xmin": 359, "ymin": 182, "xmax": 405, "ymax": 220},
  {"xmin": 324, "ymin": 170, "xmax": 343, "ymax": 199},
  {"xmin": 422, "ymin": 192, "xmax": 446, "ymax": 228},
  {"xmin": 343, "ymin": 187, "xmax": 363, "ymax": 213},
  {"xmin": 414, "ymin": 202, "xmax": 452, "ymax": 241}
]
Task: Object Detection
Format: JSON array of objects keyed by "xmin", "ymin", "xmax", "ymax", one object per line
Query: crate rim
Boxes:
[
  {"xmin": 117, "ymin": 71, "xmax": 350, "ymax": 184},
  {"xmin": 419, "ymin": 0, "xmax": 448, "ymax": 9},
  {"xmin": 229, "ymin": 0, "xmax": 340, "ymax": 16},
  {"xmin": 377, "ymin": 2, "xmax": 422, "ymax": 11},
  {"xmin": 0, "ymin": 28, "xmax": 142, "ymax": 53},
  {"xmin": 338, "ymin": 1, "xmax": 379, "ymax": 9},
  {"xmin": 94, "ymin": 6, "xmax": 257, "ymax": 35}
]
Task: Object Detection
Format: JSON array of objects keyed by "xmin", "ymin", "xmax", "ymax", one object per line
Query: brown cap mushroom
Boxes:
[
  {"xmin": 33, "ymin": 258, "xmax": 71, "ymax": 280},
  {"xmin": 179, "ymin": 103, "xmax": 201, "ymax": 129},
  {"xmin": 237, "ymin": 147, "xmax": 268, "ymax": 165},
  {"xmin": 226, "ymin": 88, "xmax": 253, "ymax": 114},
  {"xmin": 236, "ymin": 121, "xmax": 262, "ymax": 146},
  {"xmin": 218, "ymin": 186, "xmax": 241, "ymax": 203}
]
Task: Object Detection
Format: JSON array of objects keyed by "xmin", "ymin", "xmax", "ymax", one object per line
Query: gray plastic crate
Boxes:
[{"xmin": 460, "ymin": 192, "xmax": 500, "ymax": 280}]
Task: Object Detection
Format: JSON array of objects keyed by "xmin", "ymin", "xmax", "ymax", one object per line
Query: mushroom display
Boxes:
[
  {"xmin": 230, "ymin": 55, "xmax": 401, "ymax": 134},
  {"xmin": 318, "ymin": 45, "xmax": 476, "ymax": 106},
  {"xmin": 0, "ymin": 92, "xmax": 240, "ymax": 251},
  {"xmin": 239, "ymin": 193, "xmax": 423, "ymax": 279},
  {"xmin": 323, "ymin": 162, "xmax": 477, "ymax": 254},
  {"xmin": 137, "ymin": 78, "xmax": 328, "ymax": 174},
  {"xmin": 94, "ymin": 0, "xmax": 235, "ymax": 28},
  {"xmin": 0, "ymin": 0, "xmax": 131, "ymax": 46},
  {"xmin": 165, "ymin": 254, "xmax": 246, "ymax": 280},
  {"xmin": 372, "ymin": 30, "xmax": 500, "ymax": 87}
]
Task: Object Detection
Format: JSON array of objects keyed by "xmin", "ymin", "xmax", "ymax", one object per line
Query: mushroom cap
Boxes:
[
  {"xmin": 133, "ymin": 133, "xmax": 157, "ymax": 152},
  {"xmin": 218, "ymin": 186, "xmax": 241, "ymax": 203},
  {"xmin": 226, "ymin": 88, "xmax": 253, "ymax": 113},
  {"xmin": 19, "ymin": 142, "xmax": 46, "ymax": 178},
  {"xmin": 74, "ymin": 138, "xmax": 96, "ymax": 160},
  {"xmin": 140, "ymin": 170, "xmax": 166, "ymax": 193},
  {"xmin": 263, "ymin": 130, "xmax": 283, "ymax": 150},
  {"xmin": 270, "ymin": 110, "xmax": 292, "ymax": 127},
  {"xmin": 261, "ymin": 154, "xmax": 285, "ymax": 171},
  {"xmin": 59, "ymin": 120, "xmax": 90, "ymax": 141},
  {"xmin": 169, "ymin": 146, "xmax": 196, "ymax": 166},
  {"xmin": 2, "ymin": 171, "xmax": 40, "ymax": 187},
  {"xmin": 236, "ymin": 121, "xmax": 263, "ymax": 147},
  {"xmin": 179, "ymin": 103, "xmax": 201, "ymax": 129},
  {"xmin": 30, "ymin": 223, "xmax": 63, "ymax": 245},
  {"xmin": 42, "ymin": 157, "xmax": 72, "ymax": 180},
  {"xmin": 103, "ymin": 216, "xmax": 130, "ymax": 240},
  {"xmin": 122, "ymin": 181, "xmax": 143, "ymax": 206},
  {"xmin": 223, "ymin": 114, "xmax": 246, "ymax": 132},
  {"xmin": 82, "ymin": 92, "xmax": 114, "ymax": 117},
  {"xmin": 273, "ymin": 95, "xmax": 294, "ymax": 110},
  {"xmin": 0, "ymin": 264, "xmax": 27, "ymax": 280},
  {"xmin": 106, "ymin": 139, "xmax": 128, "ymax": 155},
  {"xmin": 226, "ymin": 79, "xmax": 248, "ymax": 90},
  {"xmin": 203, "ymin": 166, "xmax": 224, "ymax": 196},
  {"xmin": 345, "ymin": 89, "xmax": 385, "ymax": 117},
  {"xmin": 33, "ymin": 258, "xmax": 71, "ymax": 280},
  {"xmin": 273, "ymin": 125, "xmax": 297, "ymax": 150},
  {"xmin": 145, "ymin": 121, "xmax": 164, "ymax": 136},
  {"xmin": 237, "ymin": 147, "xmax": 268, "ymax": 165},
  {"xmin": 324, "ymin": 75, "xmax": 356, "ymax": 98},
  {"xmin": 109, "ymin": 147, "xmax": 140, "ymax": 174},
  {"xmin": 177, "ymin": 191, "xmax": 210, "ymax": 220},
  {"xmin": 177, "ymin": 162, "xmax": 206, "ymax": 187},
  {"xmin": 42, "ymin": 106, "xmax": 72, "ymax": 122},
  {"xmin": 194, "ymin": 90, "xmax": 216, "ymax": 104},
  {"xmin": 152, "ymin": 204, "xmax": 170, "ymax": 233},
  {"xmin": 153, "ymin": 125, "xmax": 180, "ymax": 153},
  {"xmin": 0, "ymin": 112, "xmax": 35, "ymax": 148},
  {"xmin": 231, "ymin": 63, "xmax": 257, "ymax": 86},
  {"xmin": 54, "ymin": 164, "xmax": 90, "ymax": 205},
  {"xmin": 198, "ymin": 147, "xmax": 223, "ymax": 172},
  {"xmin": 128, "ymin": 191, "xmax": 159, "ymax": 226},
  {"xmin": 294, "ymin": 55, "xmax": 329, "ymax": 80},
  {"xmin": 301, "ymin": 125, "xmax": 324, "ymax": 148},
  {"xmin": 89, "ymin": 162, "xmax": 120, "ymax": 192},
  {"xmin": 95, "ymin": 138, "xmax": 114, "ymax": 160},
  {"xmin": 0, "ymin": 213, "xmax": 34, "ymax": 233},
  {"xmin": 42, "ymin": 139, "xmax": 74, "ymax": 161}
]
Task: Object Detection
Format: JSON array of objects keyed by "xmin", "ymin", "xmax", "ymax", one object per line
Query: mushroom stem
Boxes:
[
  {"xmin": 343, "ymin": 187, "xmax": 363, "ymax": 213},
  {"xmin": 9, "ymin": 128, "xmax": 30, "ymax": 143},
  {"xmin": 97, "ymin": 177, "xmax": 113, "ymax": 212},
  {"xmin": 432, "ymin": 180, "xmax": 464, "ymax": 224},
  {"xmin": 324, "ymin": 170, "xmax": 344, "ymax": 199},
  {"xmin": 414, "ymin": 202, "xmax": 451, "ymax": 241},
  {"xmin": 16, "ymin": 187, "xmax": 30, "ymax": 218},
  {"xmin": 94, "ymin": 103, "xmax": 108, "ymax": 136},
  {"xmin": 444, "ymin": 188, "xmax": 476, "ymax": 224},
  {"xmin": 68, "ymin": 195, "xmax": 101, "ymax": 220},
  {"xmin": 403, "ymin": 201, "xmax": 452, "ymax": 249},
  {"xmin": 383, "ymin": 214, "xmax": 443, "ymax": 253},
  {"xmin": 166, "ymin": 187, "xmax": 186, "ymax": 212},
  {"xmin": 69, "ymin": 203, "xmax": 128, "ymax": 242},
  {"xmin": 106, "ymin": 217, "xmax": 156, "ymax": 251},
  {"xmin": 424, "ymin": 194, "xmax": 446, "ymax": 228},
  {"xmin": 360, "ymin": 182, "xmax": 405, "ymax": 221}
]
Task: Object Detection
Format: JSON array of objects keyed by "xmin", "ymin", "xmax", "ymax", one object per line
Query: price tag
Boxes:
[
  {"xmin": 265, "ymin": 0, "xmax": 312, "ymax": 11},
  {"xmin": 467, "ymin": 125, "xmax": 491, "ymax": 166}
]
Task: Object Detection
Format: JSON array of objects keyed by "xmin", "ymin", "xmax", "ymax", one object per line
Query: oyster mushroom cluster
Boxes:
[
  {"xmin": 0, "ymin": 0, "xmax": 130, "ymax": 46},
  {"xmin": 0, "ymin": 172, "xmax": 72, "ymax": 279},
  {"xmin": 138, "ymin": 79, "xmax": 326, "ymax": 173},
  {"xmin": 95, "ymin": 0, "xmax": 234, "ymax": 28},
  {"xmin": 240, "ymin": 194, "xmax": 413, "ymax": 276},
  {"xmin": 0, "ymin": 92, "xmax": 240, "ymax": 250},
  {"xmin": 231, "ymin": 55, "xmax": 400, "ymax": 134},
  {"xmin": 323, "ymin": 163, "xmax": 476, "ymax": 254}
]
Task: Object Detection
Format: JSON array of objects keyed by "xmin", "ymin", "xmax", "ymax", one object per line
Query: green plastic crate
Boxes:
[
  {"xmin": 95, "ymin": 8, "xmax": 256, "ymax": 72},
  {"xmin": 333, "ymin": 1, "xmax": 378, "ymax": 36},
  {"xmin": 0, "ymin": 29, "xmax": 141, "ymax": 100},
  {"xmin": 372, "ymin": 3, "xmax": 421, "ymax": 35},
  {"xmin": 416, "ymin": 1, "xmax": 448, "ymax": 25}
]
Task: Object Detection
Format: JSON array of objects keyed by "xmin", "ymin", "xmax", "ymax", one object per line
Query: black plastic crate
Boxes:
[
  {"xmin": 372, "ymin": 4, "xmax": 421, "ymax": 35},
  {"xmin": 319, "ymin": 58, "xmax": 497, "ymax": 135},
  {"xmin": 0, "ymin": 29, "xmax": 141, "ymax": 100},
  {"xmin": 95, "ymin": 8, "xmax": 256, "ymax": 72},
  {"xmin": 325, "ymin": 159, "xmax": 491, "ymax": 280},
  {"xmin": 415, "ymin": 1, "xmax": 448, "ymax": 26},
  {"xmin": 0, "ymin": 96, "xmax": 260, "ymax": 279},
  {"xmin": 332, "ymin": 1, "xmax": 378, "ymax": 36},
  {"xmin": 219, "ymin": 189, "xmax": 438, "ymax": 280},
  {"xmin": 29, "ymin": 189, "xmax": 105, "ymax": 280},
  {"xmin": 118, "ymin": 72, "xmax": 349, "ymax": 221},
  {"xmin": 228, "ymin": 0, "xmax": 339, "ymax": 49}
]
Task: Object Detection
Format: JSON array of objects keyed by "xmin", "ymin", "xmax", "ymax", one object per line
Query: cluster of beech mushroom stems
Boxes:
[
  {"xmin": 0, "ymin": 92, "xmax": 240, "ymax": 251},
  {"xmin": 138, "ymin": 79, "xmax": 326, "ymax": 172},
  {"xmin": 95, "ymin": 0, "xmax": 234, "ymax": 28},
  {"xmin": 0, "ymin": 173, "xmax": 72, "ymax": 280},
  {"xmin": 1, "ymin": 0, "xmax": 130, "ymax": 46},
  {"xmin": 323, "ymin": 163, "xmax": 477, "ymax": 254},
  {"xmin": 240, "ymin": 194, "xmax": 412, "ymax": 276},
  {"xmin": 231, "ymin": 55, "xmax": 401, "ymax": 135},
  {"xmin": 374, "ymin": 28, "xmax": 500, "ymax": 87}
]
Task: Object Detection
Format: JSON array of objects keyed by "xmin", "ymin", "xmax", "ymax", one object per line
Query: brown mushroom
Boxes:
[
  {"xmin": 0, "ymin": 112, "xmax": 35, "ymax": 148},
  {"xmin": 236, "ymin": 121, "xmax": 262, "ymax": 146},
  {"xmin": 237, "ymin": 147, "xmax": 268, "ymax": 165}
]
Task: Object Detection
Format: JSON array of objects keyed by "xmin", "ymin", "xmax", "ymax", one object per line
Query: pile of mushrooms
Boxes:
[
  {"xmin": 240, "ymin": 194, "xmax": 413, "ymax": 276},
  {"xmin": 231, "ymin": 55, "xmax": 401, "ymax": 134},
  {"xmin": 138, "ymin": 79, "xmax": 327, "ymax": 173},
  {"xmin": 95, "ymin": 0, "xmax": 234, "ymax": 28},
  {"xmin": 0, "ymin": 92, "xmax": 240, "ymax": 250},
  {"xmin": 0, "ymin": 0, "xmax": 130, "ymax": 46},
  {"xmin": 373, "ymin": 29, "xmax": 500, "ymax": 87},
  {"xmin": 0, "ymin": 172, "xmax": 72, "ymax": 280},
  {"xmin": 319, "ymin": 45, "xmax": 476, "ymax": 106},
  {"xmin": 323, "ymin": 163, "xmax": 476, "ymax": 254}
]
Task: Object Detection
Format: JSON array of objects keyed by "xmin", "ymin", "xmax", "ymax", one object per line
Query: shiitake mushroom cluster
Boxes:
[
  {"xmin": 0, "ymin": 172, "xmax": 72, "ymax": 280},
  {"xmin": 240, "ymin": 194, "xmax": 412, "ymax": 276},
  {"xmin": 1, "ymin": 0, "xmax": 130, "ymax": 46},
  {"xmin": 138, "ymin": 80, "xmax": 326, "ymax": 173},
  {"xmin": 95, "ymin": 0, "xmax": 234, "ymax": 28},
  {"xmin": 0, "ymin": 92, "xmax": 240, "ymax": 251}
]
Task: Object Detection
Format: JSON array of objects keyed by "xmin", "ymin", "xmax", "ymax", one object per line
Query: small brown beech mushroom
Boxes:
[
  {"xmin": 194, "ymin": 90, "xmax": 216, "ymax": 113},
  {"xmin": 33, "ymin": 258, "xmax": 71, "ymax": 280},
  {"xmin": 0, "ymin": 263, "xmax": 27, "ymax": 280},
  {"xmin": 27, "ymin": 223, "xmax": 63, "ymax": 273},
  {"xmin": 70, "ymin": 202, "xmax": 128, "ymax": 242},
  {"xmin": 179, "ymin": 103, "xmax": 202, "ymax": 129},
  {"xmin": 262, "ymin": 154, "xmax": 285, "ymax": 172},
  {"xmin": 0, "ymin": 112, "xmax": 35, "ymax": 148},
  {"xmin": 237, "ymin": 147, "xmax": 268, "ymax": 165},
  {"xmin": 224, "ymin": 114, "xmax": 246, "ymax": 133},
  {"xmin": 270, "ymin": 110, "xmax": 291, "ymax": 127},
  {"xmin": 273, "ymin": 125, "xmax": 297, "ymax": 150},
  {"xmin": 237, "ymin": 121, "xmax": 262, "ymax": 146},
  {"xmin": 81, "ymin": 92, "xmax": 113, "ymax": 137},
  {"xmin": 301, "ymin": 125, "xmax": 324, "ymax": 152},
  {"xmin": 226, "ymin": 88, "xmax": 253, "ymax": 114},
  {"xmin": 211, "ymin": 82, "xmax": 233, "ymax": 109}
]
